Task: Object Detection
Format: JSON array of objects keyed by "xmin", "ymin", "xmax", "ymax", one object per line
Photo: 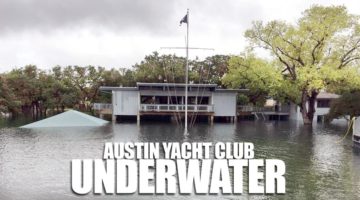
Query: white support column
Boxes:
[
  {"xmin": 137, "ymin": 113, "xmax": 140, "ymax": 126},
  {"xmin": 112, "ymin": 91, "xmax": 116, "ymax": 123}
]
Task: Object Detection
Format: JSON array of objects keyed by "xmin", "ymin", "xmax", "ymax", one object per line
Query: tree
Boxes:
[
  {"xmin": 50, "ymin": 66, "xmax": 78, "ymax": 112},
  {"xmin": 63, "ymin": 65, "xmax": 105, "ymax": 111},
  {"xmin": 223, "ymin": 53, "xmax": 283, "ymax": 105},
  {"xmin": 191, "ymin": 55, "xmax": 230, "ymax": 86},
  {"xmin": 0, "ymin": 74, "xmax": 20, "ymax": 114},
  {"xmin": 133, "ymin": 52, "xmax": 187, "ymax": 83},
  {"xmin": 5, "ymin": 65, "xmax": 42, "ymax": 116},
  {"xmin": 228, "ymin": 5, "xmax": 360, "ymax": 124},
  {"xmin": 326, "ymin": 91, "xmax": 360, "ymax": 121}
]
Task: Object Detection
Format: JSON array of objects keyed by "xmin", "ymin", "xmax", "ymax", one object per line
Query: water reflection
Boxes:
[{"xmin": 0, "ymin": 121, "xmax": 359, "ymax": 199}]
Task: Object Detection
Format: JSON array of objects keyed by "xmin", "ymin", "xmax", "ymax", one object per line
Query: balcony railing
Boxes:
[
  {"xmin": 237, "ymin": 106, "xmax": 273, "ymax": 112},
  {"xmin": 237, "ymin": 105, "xmax": 290, "ymax": 113},
  {"xmin": 93, "ymin": 103, "xmax": 112, "ymax": 110},
  {"xmin": 140, "ymin": 104, "xmax": 214, "ymax": 112}
]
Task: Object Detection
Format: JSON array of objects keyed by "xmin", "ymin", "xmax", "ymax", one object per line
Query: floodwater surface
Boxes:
[{"xmin": 0, "ymin": 120, "xmax": 359, "ymax": 199}]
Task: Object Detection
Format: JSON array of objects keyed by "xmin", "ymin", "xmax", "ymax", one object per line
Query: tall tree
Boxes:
[
  {"xmin": 0, "ymin": 74, "xmax": 19, "ymax": 114},
  {"xmin": 63, "ymin": 65, "xmax": 105, "ymax": 111},
  {"xmin": 192, "ymin": 55, "xmax": 230, "ymax": 86},
  {"xmin": 326, "ymin": 91, "xmax": 360, "ymax": 121},
  {"xmin": 133, "ymin": 52, "xmax": 187, "ymax": 83},
  {"xmin": 223, "ymin": 53, "xmax": 283, "ymax": 105},
  {"xmin": 227, "ymin": 5, "xmax": 360, "ymax": 124}
]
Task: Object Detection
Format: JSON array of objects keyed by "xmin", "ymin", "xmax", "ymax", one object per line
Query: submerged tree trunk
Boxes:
[{"xmin": 300, "ymin": 90, "xmax": 318, "ymax": 125}]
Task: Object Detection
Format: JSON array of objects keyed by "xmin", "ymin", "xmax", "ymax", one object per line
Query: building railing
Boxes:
[
  {"xmin": 237, "ymin": 106, "xmax": 273, "ymax": 112},
  {"xmin": 140, "ymin": 104, "xmax": 214, "ymax": 112},
  {"xmin": 237, "ymin": 105, "xmax": 290, "ymax": 112},
  {"xmin": 93, "ymin": 103, "xmax": 112, "ymax": 110},
  {"xmin": 237, "ymin": 105, "xmax": 255, "ymax": 112}
]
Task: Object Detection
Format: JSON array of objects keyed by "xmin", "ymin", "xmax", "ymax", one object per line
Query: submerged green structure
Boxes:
[{"xmin": 20, "ymin": 110, "xmax": 108, "ymax": 128}]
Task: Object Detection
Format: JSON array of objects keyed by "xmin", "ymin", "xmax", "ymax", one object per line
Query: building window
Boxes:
[
  {"xmin": 141, "ymin": 96, "xmax": 155, "ymax": 104},
  {"xmin": 197, "ymin": 97, "xmax": 209, "ymax": 105},
  {"xmin": 317, "ymin": 99, "xmax": 331, "ymax": 108}
]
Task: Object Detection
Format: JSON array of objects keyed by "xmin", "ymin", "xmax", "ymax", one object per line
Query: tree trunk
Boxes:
[
  {"xmin": 39, "ymin": 102, "xmax": 43, "ymax": 117},
  {"xmin": 44, "ymin": 107, "xmax": 47, "ymax": 117},
  {"xmin": 300, "ymin": 90, "xmax": 318, "ymax": 125}
]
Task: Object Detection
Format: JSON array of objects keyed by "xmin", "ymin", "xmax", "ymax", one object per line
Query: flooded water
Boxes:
[{"xmin": 0, "ymin": 120, "xmax": 360, "ymax": 199}]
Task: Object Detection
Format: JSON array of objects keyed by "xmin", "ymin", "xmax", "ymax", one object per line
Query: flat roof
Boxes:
[
  {"xmin": 136, "ymin": 82, "xmax": 218, "ymax": 88},
  {"xmin": 317, "ymin": 92, "xmax": 340, "ymax": 99},
  {"xmin": 100, "ymin": 86, "xmax": 137, "ymax": 91},
  {"xmin": 100, "ymin": 82, "xmax": 247, "ymax": 93},
  {"xmin": 215, "ymin": 88, "xmax": 249, "ymax": 92}
]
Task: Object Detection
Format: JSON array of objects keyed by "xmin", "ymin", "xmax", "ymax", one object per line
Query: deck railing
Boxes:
[
  {"xmin": 140, "ymin": 104, "xmax": 214, "ymax": 112},
  {"xmin": 93, "ymin": 103, "xmax": 112, "ymax": 110},
  {"xmin": 237, "ymin": 105, "xmax": 290, "ymax": 113}
]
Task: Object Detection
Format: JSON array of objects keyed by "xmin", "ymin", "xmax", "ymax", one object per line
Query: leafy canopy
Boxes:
[{"xmin": 224, "ymin": 5, "xmax": 360, "ymax": 106}]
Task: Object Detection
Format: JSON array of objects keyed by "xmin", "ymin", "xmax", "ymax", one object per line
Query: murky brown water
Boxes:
[{"xmin": 0, "ymin": 120, "xmax": 359, "ymax": 199}]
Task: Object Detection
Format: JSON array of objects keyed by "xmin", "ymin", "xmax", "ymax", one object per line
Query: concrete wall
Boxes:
[
  {"xmin": 113, "ymin": 90, "xmax": 138, "ymax": 115},
  {"xmin": 289, "ymin": 101, "xmax": 344, "ymax": 123},
  {"xmin": 212, "ymin": 92, "xmax": 237, "ymax": 116}
]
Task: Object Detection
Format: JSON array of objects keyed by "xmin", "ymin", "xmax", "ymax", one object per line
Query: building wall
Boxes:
[
  {"xmin": 212, "ymin": 92, "xmax": 237, "ymax": 116},
  {"xmin": 354, "ymin": 117, "xmax": 360, "ymax": 136},
  {"xmin": 139, "ymin": 90, "xmax": 212, "ymax": 97},
  {"xmin": 290, "ymin": 100, "xmax": 345, "ymax": 123},
  {"xmin": 112, "ymin": 90, "xmax": 138, "ymax": 115}
]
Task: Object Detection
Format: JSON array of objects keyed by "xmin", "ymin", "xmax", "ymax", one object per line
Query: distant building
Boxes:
[
  {"xmin": 353, "ymin": 117, "xmax": 360, "ymax": 144},
  {"xmin": 289, "ymin": 92, "xmax": 340, "ymax": 122},
  {"xmin": 95, "ymin": 82, "xmax": 245, "ymax": 124}
]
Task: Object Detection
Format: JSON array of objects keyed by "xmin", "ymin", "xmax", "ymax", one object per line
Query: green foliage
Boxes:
[
  {"xmin": 133, "ymin": 52, "xmax": 186, "ymax": 83},
  {"xmin": 236, "ymin": 94, "xmax": 249, "ymax": 105},
  {"xmin": 0, "ymin": 52, "xmax": 233, "ymax": 116},
  {"xmin": 224, "ymin": 5, "xmax": 360, "ymax": 123},
  {"xmin": 0, "ymin": 74, "xmax": 20, "ymax": 113},
  {"xmin": 326, "ymin": 91, "xmax": 360, "ymax": 121},
  {"xmin": 191, "ymin": 55, "xmax": 230, "ymax": 85},
  {"xmin": 223, "ymin": 53, "xmax": 283, "ymax": 104}
]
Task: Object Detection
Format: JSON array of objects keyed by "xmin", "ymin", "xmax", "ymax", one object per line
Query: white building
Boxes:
[
  {"xmin": 97, "ymin": 82, "xmax": 245, "ymax": 124},
  {"xmin": 289, "ymin": 92, "xmax": 340, "ymax": 122},
  {"xmin": 353, "ymin": 117, "xmax": 360, "ymax": 144}
]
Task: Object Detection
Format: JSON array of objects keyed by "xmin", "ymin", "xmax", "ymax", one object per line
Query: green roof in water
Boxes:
[{"xmin": 20, "ymin": 110, "xmax": 108, "ymax": 128}]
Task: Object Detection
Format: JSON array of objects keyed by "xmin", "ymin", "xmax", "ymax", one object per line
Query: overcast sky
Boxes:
[{"xmin": 0, "ymin": 0, "xmax": 359, "ymax": 72}]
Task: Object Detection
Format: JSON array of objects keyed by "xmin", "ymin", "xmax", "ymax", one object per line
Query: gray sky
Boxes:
[{"xmin": 0, "ymin": 0, "xmax": 359, "ymax": 72}]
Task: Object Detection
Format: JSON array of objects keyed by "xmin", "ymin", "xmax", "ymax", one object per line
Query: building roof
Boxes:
[
  {"xmin": 100, "ymin": 86, "xmax": 138, "ymax": 91},
  {"xmin": 317, "ymin": 92, "xmax": 340, "ymax": 99},
  {"xmin": 136, "ymin": 82, "xmax": 218, "ymax": 88},
  {"xmin": 215, "ymin": 88, "xmax": 249, "ymax": 92},
  {"xmin": 100, "ymin": 82, "xmax": 247, "ymax": 93},
  {"xmin": 20, "ymin": 110, "xmax": 108, "ymax": 128}
]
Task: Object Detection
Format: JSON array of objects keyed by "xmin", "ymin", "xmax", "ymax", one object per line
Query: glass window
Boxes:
[{"xmin": 317, "ymin": 99, "xmax": 331, "ymax": 108}]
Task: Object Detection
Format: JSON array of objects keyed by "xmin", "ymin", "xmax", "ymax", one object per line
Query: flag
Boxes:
[{"xmin": 180, "ymin": 14, "xmax": 188, "ymax": 26}]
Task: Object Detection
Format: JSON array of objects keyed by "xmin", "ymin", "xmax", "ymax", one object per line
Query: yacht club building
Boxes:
[{"xmin": 96, "ymin": 82, "xmax": 245, "ymax": 124}]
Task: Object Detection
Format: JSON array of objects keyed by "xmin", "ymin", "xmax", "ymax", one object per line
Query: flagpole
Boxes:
[{"xmin": 184, "ymin": 8, "xmax": 189, "ymax": 135}]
